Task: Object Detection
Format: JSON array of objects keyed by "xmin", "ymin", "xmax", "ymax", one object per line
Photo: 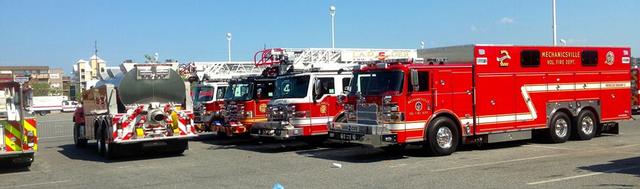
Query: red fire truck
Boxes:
[
  {"xmin": 184, "ymin": 62, "xmax": 264, "ymax": 133},
  {"xmin": 631, "ymin": 64, "xmax": 640, "ymax": 114},
  {"xmin": 329, "ymin": 45, "xmax": 631, "ymax": 155},
  {"xmin": 1, "ymin": 80, "xmax": 37, "ymax": 167},
  {"xmin": 250, "ymin": 48, "xmax": 416, "ymax": 144},
  {"xmin": 73, "ymin": 63, "xmax": 197, "ymax": 158},
  {"xmin": 214, "ymin": 74, "xmax": 275, "ymax": 137}
]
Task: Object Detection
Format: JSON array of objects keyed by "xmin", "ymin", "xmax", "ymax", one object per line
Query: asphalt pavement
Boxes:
[{"xmin": 1, "ymin": 113, "xmax": 639, "ymax": 189}]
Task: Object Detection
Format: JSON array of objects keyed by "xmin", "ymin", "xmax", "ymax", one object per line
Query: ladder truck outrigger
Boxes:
[
  {"xmin": 183, "ymin": 62, "xmax": 264, "ymax": 133},
  {"xmin": 329, "ymin": 45, "xmax": 631, "ymax": 155},
  {"xmin": 0, "ymin": 79, "xmax": 37, "ymax": 167},
  {"xmin": 250, "ymin": 48, "xmax": 416, "ymax": 144},
  {"xmin": 73, "ymin": 62, "xmax": 197, "ymax": 158}
]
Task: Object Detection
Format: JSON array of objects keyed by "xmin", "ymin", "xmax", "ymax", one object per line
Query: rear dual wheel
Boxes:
[
  {"xmin": 548, "ymin": 112, "xmax": 571, "ymax": 143},
  {"xmin": 575, "ymin": 110, "xmax": 597, "ymax": 140},
  {"xmin": 97, "ymin": 127, "xmax": 118, "ymax": 159}
]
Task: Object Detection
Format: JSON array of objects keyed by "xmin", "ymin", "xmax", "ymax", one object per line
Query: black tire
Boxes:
[
  {"xmin": 73, "ymin": 124, "xmax": 88, "ymax": 148},
  {"xmin": 424, "ymin": 117, "xmax": 459, "ymax": 156},
  {"xmin": 548, "ymin": 112, "xmax": 571, "ymax": 143},
  {"xmin": 101, "ymin": 127, "xmax": 118, "ymax": 159},
  {"xmin": 96, "ymin": 127, "xmax": 106, "ymax": 155},
  {"xmin": 575, "ymin": 110, "xmax": 597, "ymax": 140}
]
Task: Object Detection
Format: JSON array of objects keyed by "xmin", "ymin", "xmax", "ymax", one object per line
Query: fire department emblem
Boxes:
[
  {"xmin": 497, "ymin": 50, "xmax": 511, "ymax": 67},
  {"xmin": 605, "ymin": 51, "xmax": 615, "ymax": 65},
  {"xmin": 259, "ymin": 104, "xmax": 267, "ymax": 113},
  {"xmin": 320, "ymin": 104, "xmax": 328, "ymax": 114},
  {"xmin": 415, "ymin": 101, "xmax": 423, "ymax": 111}
]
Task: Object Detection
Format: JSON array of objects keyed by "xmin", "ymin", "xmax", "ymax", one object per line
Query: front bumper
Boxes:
[
  {"xmin": 328, "ymin": 122, "xmax": 397, "ymax": 147},
  {"xmin": 250, "ymin": 121, "xmax": 304, "ymax": 140}
]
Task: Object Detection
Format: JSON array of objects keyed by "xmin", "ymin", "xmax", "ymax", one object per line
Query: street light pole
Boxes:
[
  {"xmin": 226, "ymin": 32, "xmax": 232, "ymax": 62},
  {"xmin": 552, "ymin": 0, "xmax": 557, "ymax": 46},
  {"xmin": 329, "ymin": 5, "xmax": 336, "ymax": 48}
]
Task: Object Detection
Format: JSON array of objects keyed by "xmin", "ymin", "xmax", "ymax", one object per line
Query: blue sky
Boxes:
[{"xmin": 0, "ymin": 0, "xmax": 638, "ymax": 74}]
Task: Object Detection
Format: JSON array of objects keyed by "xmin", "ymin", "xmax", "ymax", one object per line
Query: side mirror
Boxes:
[
  {"xmin": 410, "ymin": 69, "xmax": 420, "ymax": 92},
  {"xmin": 313, "ymin": 79, "xmax": 322, "ymax": 102},
  {"xmin": 343, "ymin": 86, "xmax": 351, "ymax": 94}
]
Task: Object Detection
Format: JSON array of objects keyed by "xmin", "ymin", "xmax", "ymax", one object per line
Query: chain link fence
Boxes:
[{"xmin": 35, "ymin": 113, "xmax": 74, "ymax": 139}]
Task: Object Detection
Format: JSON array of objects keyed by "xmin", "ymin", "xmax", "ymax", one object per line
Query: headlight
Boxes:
[
  {"xmin": 245, "ymin": 111, "xmax": 253, "ymax": 118},
  {"xmin": 382, "ymin": 104, "xmax": 400, "ymax": 112},
  {"xmin": 381, "ymin": 112, "xmax": 404, "ymax": 123},
  {"xmin": 382, "ymin": 95, "xmax": 392, "ymax": 104}
]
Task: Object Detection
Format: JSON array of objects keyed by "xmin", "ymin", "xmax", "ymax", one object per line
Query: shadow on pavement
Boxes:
[
  {"xmin": 579, "ymin": 156, "xmax": 640, "ymax": 178},
  {"xmin": 0, "ymin": 164, "xmax": 31, "ymax": 174},
  {"xmin": 57, "ymin": 143, "xmax": 185, "ymax": 163}
]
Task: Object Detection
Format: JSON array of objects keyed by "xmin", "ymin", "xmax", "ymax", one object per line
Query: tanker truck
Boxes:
[{"xmin": 73, "ymin": 63, "xmax": 196, "ymax": 158}]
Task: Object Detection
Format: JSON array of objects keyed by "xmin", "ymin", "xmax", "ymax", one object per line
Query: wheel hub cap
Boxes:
[
  {"xmin": 581, "ymin": 116, "xmax": 594, "ymax": 135},
  {"xmin": 436, "ymin": 127, "xmax": 453, "ymax": 149},
  {"xmin": 555, "ymin": 119, "xmax": 568, "ymax": 137}
]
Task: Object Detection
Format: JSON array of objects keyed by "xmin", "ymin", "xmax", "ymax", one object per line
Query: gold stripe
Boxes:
[{"xmin": 4, "ymin": 135, "xmax": 17, "ymax": 151}]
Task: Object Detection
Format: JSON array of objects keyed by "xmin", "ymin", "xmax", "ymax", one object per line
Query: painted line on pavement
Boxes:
[
  {"xmin": 525, "ymin": 145, "xmax": 573, "ymax": 150},
  {"xmin": 527, "ymin": 165, "xmax": 640, "ymax": 185},
  {"xmin": 431, "ymin": 154, "xmax": 564, "ymax": 172},
  {"xmin": 0, "ymin": 180, "xmax": 71, "ymax": 189},
  {"xmin": 39, "ymin": 135, "xmax": 73, "ymax": 139}
]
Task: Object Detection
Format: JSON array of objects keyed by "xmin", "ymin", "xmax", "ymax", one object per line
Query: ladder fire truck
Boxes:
[
  {"xmin": 184, "ymin": 62, "xmax": 264, "ymax": 133},
  {"xmin": 329, "ymin": 45, "xmax": 631, "ymax": 156},
  {"xmin": 250, "ymin": 48, "xmax": 416, "ymax": 144},
  {"xmin": 1, "ymin": 80, "xmax": 37, "ymax": 167},
  {"xmin": 73, "ymin": 62, "xmax": 197, "ymax": 158}
]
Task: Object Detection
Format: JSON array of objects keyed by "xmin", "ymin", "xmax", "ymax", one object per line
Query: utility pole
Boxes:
[{"xmin": 552, "ymin": 0, "xmax": 557, "ymax": 46}]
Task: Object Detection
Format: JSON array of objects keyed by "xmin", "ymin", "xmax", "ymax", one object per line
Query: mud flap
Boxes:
[{"xmin": 600, "ymin": 122, "xmax": 619, "ymax": 135}]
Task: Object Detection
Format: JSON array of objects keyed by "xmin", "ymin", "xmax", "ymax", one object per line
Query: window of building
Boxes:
[
  {"xmin": 521, "ymin": 50, "xmax": 541, "ymax": 67},
  {"xmin": 581, "ymin": 50, "xmax": 598, "ymax": 66}
]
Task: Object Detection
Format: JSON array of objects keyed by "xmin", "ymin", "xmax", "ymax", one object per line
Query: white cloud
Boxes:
[{"xmin": 499, "ymin": 17, "xmax": 515, "ymax": 24}]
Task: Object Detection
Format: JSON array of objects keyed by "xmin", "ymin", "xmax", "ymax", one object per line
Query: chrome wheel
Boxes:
[
  {"xmin": 436, "ymin": 127, "xmax": 453, "ymax": 149},
  {"xmin": 580, "ymin": 116, "xmax": 594, "ymax": 135},
  {"xmin": 555, "ymin": 118, "xmax": 568, "ymax": 138},
  {"xmin": 97, "ymin": 137, "xmax": 103, "ymax": 152}
]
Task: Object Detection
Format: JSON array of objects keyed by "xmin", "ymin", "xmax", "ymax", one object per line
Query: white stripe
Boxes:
[
  {"xmin": 527, "ymin": 165, "xmax": 640, "ymax": 185},
  {"xmin": 472, "ymin": 81, "xmax": 629, "ymax": 125},
  {"xmin": 386, "ymin": 122, "xmax": 425, "ymax": 130}
]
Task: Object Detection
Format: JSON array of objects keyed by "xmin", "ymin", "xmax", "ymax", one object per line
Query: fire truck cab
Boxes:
[
  {"xmin": 330, "ymin": 45, "xmax": 631, "ymax": 156},
  {"xmin": 192, "ymin": 81, "xmax": 227, "ymax": 132},
  {"xmin": 216, "ymin": 75, "xmax": 275, "ymax": 136},
  {"xmin": 0, "ymin": 80, "xmax": 37, "ymax": 167},
  {"xmin": 250, "ymin": 48, "xmax": 417, "ymax": 143}
]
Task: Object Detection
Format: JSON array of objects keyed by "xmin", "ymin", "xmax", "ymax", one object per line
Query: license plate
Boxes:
[
  {"xmin": 143, "ymin": 141, "xmax": 167, "ymax": 147},
  {"xmin": 339, "ymin": 133, "xmax": 357, "ymax": 140}
]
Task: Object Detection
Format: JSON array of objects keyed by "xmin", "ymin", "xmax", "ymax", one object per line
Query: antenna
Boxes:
[{"xmin": 94, "ymin": 40, "xmax": 98, "ymax": 56}]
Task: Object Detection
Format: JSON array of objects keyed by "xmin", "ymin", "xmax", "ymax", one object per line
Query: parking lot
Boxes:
[{"xmin": 1, "ymin": 113, "xmax": 639, "ymax": 189}]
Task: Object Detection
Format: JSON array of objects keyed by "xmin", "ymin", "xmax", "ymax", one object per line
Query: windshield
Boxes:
[
  {"xmin": 350, "ymin": 71, "xmax": 404, "ymax": 96},
  {"xmin": 274, "ymin": 75, "xmax": 310, "ymax": 99},
  {"xmin": 194, "ymin": 86, "xmax": 215, "ymax": 102},
  {"xmin": 224, "ymin": 83, "xmax": 253, "ymax": 101}
]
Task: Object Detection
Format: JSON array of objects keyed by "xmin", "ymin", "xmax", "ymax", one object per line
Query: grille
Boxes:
[
  {"xmin": 267, "ymin": 104, "xmax": 291, "ymax": 121},
  {"xmin": 356, "ymin": 103, "xmax": 378, "ymax": 125},
  {"xmin": 224, "ymin": 102, "xmax": 244, "ymax": 122}
]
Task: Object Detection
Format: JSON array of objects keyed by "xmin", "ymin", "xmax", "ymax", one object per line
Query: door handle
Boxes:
[{"xmin": 490, "ymin": 99, "xmax": 496, "ymax": 106}]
